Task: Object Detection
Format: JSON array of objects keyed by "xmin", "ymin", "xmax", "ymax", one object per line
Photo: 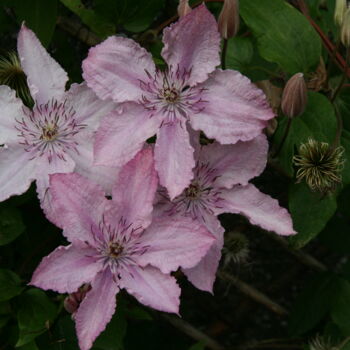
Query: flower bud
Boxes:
[
  {"xmin": 218, "ymin": 0, "xmax": 239, "ymax": 39},
  {"xmin": 341, "ymin": 7, "xmax": 350, "ymax": 47},
  {"xmin": 335, "ymin": 0, "xmax": 347, "ymax": 27},
  {"xmin": 64, "ymin": 284, "xmax": 91, "ymax": 318},
  {"xmin": 281, "ymin": 73, "xmax": 307, "ymax": 118},
  {"xmin": 177, "ymin": 0, "xmax": 192, "ymax": 18}
]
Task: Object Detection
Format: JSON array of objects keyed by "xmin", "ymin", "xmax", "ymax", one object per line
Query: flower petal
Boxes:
[
  {"xmin": 76, "ymin": 269, "xmax": 119, "ymax": 350},
  {"xmin": 83, "ymin": 36, "xmax": 155, "ymax": 103},
  {"xmin": 218, "ymin": 184, "xmax": 296, "ymax": 236},
  {"xmin": 112, "ymin": 147, "xmax": 157, "ymax": 229},
  {"xmin": 0, "ymin": 86, "xmax": 25, "ymax": 145},
  {"xmin": 135, "ymin": 216, "xmax": 215, "ymax": 274},
  {"xmin": 190, "ymin": 69, "xmax": 274, "ymax": 144},
  {"xmin": 17, "ymin": 24, "xmax": 68, "ymax": 104},
  {"xmin": 0, "ymin": 145, "xmax": 37, "ymax": 201},
  {"xmin": 201, "ymin": 134, "xmax": 268, "ymax": 188},
  {"xmin": 48, "ymin": 173, "xmax": 109, "ymax": 245},
  {"xmin": 65, "ymin": 82, "xmax": 116, "ymax": 130},
  {"xmin": 161, "ymin": 4, "xmax": 220, "ymax": 86},
  {"xmin": 119, "ymin": 265, "xmax": 180, "ymax": 314},
  {"xmin": 154, "ymin": 121, "xmax": 195, "ymax": 200},
  {"xmin": 183, "ymin": 214, "xmax": 224, "ymax": 292},
  {"xmin": 30, "ymin": 245, "xmax": 101, "ymax": 294},
  {"xmin": 94, "ymin": 102, "xmax": 162, "ymax": 167}
]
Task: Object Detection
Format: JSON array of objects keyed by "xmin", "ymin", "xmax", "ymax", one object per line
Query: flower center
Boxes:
[
  {"xmin": 161, "ymin": 87, "xmax": 180, "ymax": 104},
  {"xmin": 107, "ymin": 242, "xmax": 124, "ymax": 259},
  {"xmin": 15, "ymin": 99, "xmax": 86, "ymax": 163},
  {"xmin": 185, "ymin": 183, "xmax": 201, "ymax": 200}
]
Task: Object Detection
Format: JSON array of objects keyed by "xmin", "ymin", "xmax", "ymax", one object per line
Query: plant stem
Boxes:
[{"xmin": 272, "ymin": 117, "xmax": 292, "ymax": 158}]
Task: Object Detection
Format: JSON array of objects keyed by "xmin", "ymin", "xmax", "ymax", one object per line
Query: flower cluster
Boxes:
[{"xmin": 0, "ymin": 5, "xmax": 296, "ymax": 350}]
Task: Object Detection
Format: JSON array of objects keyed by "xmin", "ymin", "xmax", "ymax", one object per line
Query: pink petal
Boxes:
[
  {"xmin": 94, "ymin": 102, "xmax": 162, "ymax": 167},
  {"xmin": 135, "ymin": 216, "xmax": 215, "ymax": 274},
  {"xmin": 30, "ymin": 245, "xmax": 101, "ymax": 294},
  {"xmin": 161, "ymin": 4, "xmax": 220, "ymax": 86},
  {"xmin": 0, "ymin": 86, "xmax": 25, "ymax": 145},
  {"xmin": 154, "ymin": 121, "xmax": 195, "ymax": 200},
  {"xmin": 0, "ymin": 145, "xmax": 37, "ymax": 201},
  {"xmin": 65, "ymin": 83, "xmax": 117, "ymax": 130},
  {"xmin": 218, "ymin": 184, "xmax": 296, "ymax": 236},
  {"xmin": 183, "ymin": 213, "xmax": 224, "ymax": 292},
  {"xmin": 49, "ymin": 173, "xmax": 109, "ymax": 245},
  {"xmin": 119, "ymin": 265, "xmax": 180, "ymax": 314},
  {"xmin": 82, "ymin": 36, "xmax": 155, "ymax": 103},
  {"xmin": 112, "ymin": 147, "xmax": 157, "ymax": 229},
  {"xmin": 201, "ymin": 134, "xmax": 268, "ymax": 188},
  {"xmin": 190, "ymin": 69, "xmax": 274, "ymax": 144},
  {"xmin": 75, "ymin": 269, "xmax": 119, "ymax": 350},
  {"xmin": 17, "ymin": 24, "xmax": 68, "ymax": 104}
]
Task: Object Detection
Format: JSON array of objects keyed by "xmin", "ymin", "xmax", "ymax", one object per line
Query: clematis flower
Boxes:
[
  {"xmin": 0, "ymin": 24, "xmax": 117, "ymax": 210},
  {"xmin": 30, "ymin": 148, "xmax": 215, "ymax": 350},
  {"xmin": 82, "ymin": 4, "xmax": 274, "ymax": 199},
  {"xmin": 156, "ymin": 134, "xmax": 296, "ymax": 292}
]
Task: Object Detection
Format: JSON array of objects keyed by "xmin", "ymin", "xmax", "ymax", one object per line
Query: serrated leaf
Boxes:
[
  {"xmin": 240, "ymin": 0, "xmax": 321, "ymax": 73},
  {"xmin": 0, "ymin": 206, "xmax": 26, "ymax": 246},
  {"xmin": 16, "ymin": 289, "xmax": 57, "ymax": 347},
  {"xmin": 0, "ymin": 269, "xmax": 22, "ymax": 302},
  {"xmin": 288, "ymin": 183, "xmax": 337, "ymax": 248},
  {"xmin": 288, "ymin": 272, "xmax": 341, "ymax": 336},
  {"xmin": 12, "ymin": 0, "xmax": 58, "ymax": 47}
]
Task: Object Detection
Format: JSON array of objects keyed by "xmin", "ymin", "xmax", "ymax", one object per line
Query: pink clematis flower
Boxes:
[
  {"xmin": 0, "ymin": 24, "xmax": 117, "ymax": 209},
  {"xmin": 30, "ymin": 148, "xmax": 215, "ymax": 350},
  {"xmin": 82, "ymin": 4, "xmax": 274, "ymax": 199},
  {"xmin": 156, "ymin": 134, "xmax": 296, "ymax": 292}
]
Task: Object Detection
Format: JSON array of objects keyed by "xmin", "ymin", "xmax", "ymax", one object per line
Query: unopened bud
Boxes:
[
  {"xmin": 64, "ymin": 284, "xmax": 91, "ymax": 318},
  {"xmin": 281, "ymin": 73, "xmax": 307, "ymax": 118},
  {"xmin": 341, "ymin": 7, "xmax": 350, "ymax": 47},
  {"xmin": 218, "ymin": 0, "xmax": 239, "ymax": 39},
  {"xmin": 177, "ymin": 0, "xmax": 192, "ymax": 18},
  {"xmin": 335, "ymin": 0, "xmax": 347, "ymax": 27}
]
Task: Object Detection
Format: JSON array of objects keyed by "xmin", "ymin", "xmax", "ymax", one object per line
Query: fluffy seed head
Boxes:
[
  {"xmin": 281, "ymin": 73, "xmax": 308, "ymax": 118},
  {"xmin": 222, "ymin": 231, "xmax": 249, "ymax": 266},
  {"xmin": 335, "ymin": 0, "xmax": 348, "ymax": 27},
  {"xmin": 293, "ymin": 139, "xmax": 345, "ymax": 194},
  {"xmin": 309, "ymin": 335, "xmax": 335, "ymax": 350},
  {"xmin": 218, "ymin": 0, "xmax": 240, "ymax": 39}
]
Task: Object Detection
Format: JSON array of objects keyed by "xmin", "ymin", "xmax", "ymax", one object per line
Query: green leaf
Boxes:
[
  {"xmin": 12, "ymin": 0, "xmax": 58, "ymax": 47},
  {"xmin": 60, "ymin": 0, "xmax": 115, "ymax": 38},
  {"xmin": 17, "ymin": 341, "xmax": 39, "ymax": 350},
  {"xmin": 331, "ymin": 279, "xmax": 350, "ymax": 335},
  {"xmin": 240, "ymin": 0, "xmax": 321, "ymax": 73},
  {"xmin": 16, "ymin": 289, "xmax": 57, "ymax": 347},
  {"xmin": 341, "ymin": 130, "xmax": 350, "ymax": 185},
  {"xmin": 288, "ymin": 183, "xmax": 337, "ymax": 248},
  {"xmin": 188, "ymin": 342, "xmax": 206, "ymax": 350},
  {"xmin": 0, "ymin": 269, "xmax": 22, "ymax": 302},
  {"xmin": 273, "ymin": 92, "xmax": 337, "ymax": 177},
  {"xmin": 288, "ymin": 272, "xmax": 341, "ymax": 336},
  {"xmin": 93, "ymin": 0, "xmax": 165, "ymax": 33},
  {"xmin": 0, "ymin": 206, "xmax": 26, "ymax": 246}
]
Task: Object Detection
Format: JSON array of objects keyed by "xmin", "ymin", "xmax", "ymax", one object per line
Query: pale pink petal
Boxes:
[
  {"xmin": 48, "ymin": 173, "xmax": 109, "ymax": 245},
  {"xmin": 161, "ymin": 4, "xmax": 220, "ymax": 86},
  {"xmin": 68, "ymin": 132, "xmax": 120, "ymax": 196},
  {"xmin": 190, "ymin": 69, "xmax": 274, "ymax": 144},
  {"xmin": 119, "ymin": 265, "xmax": 180, "ymax": 314},
  {"xmin": 135, "ymin": 216, "xmax": 215, "ymax": 273},
  {"xmin": 65, "ymin": 83, "xmax": 116, "ymax": 130},
  {"xmin": 83, "ymin": 36, "xmax": 155, "ymax": 102},
  {"xmin": 183, "ymin": 213, "xmax": 224, "ymax": 292},
  {"xmin": 112, "ymin": 147, "xmax": 157, "ymax": 229},
  {"xmin": 154, "ymin": 121, "xmax": 195, "ymax": 200},
  {"xmin": 76, "ymin": 269, "xmax": 119, "ymax": 350},
  {"xmin": 201, "ymin": 134, "xmax": 268, "ymax": 188},
  {"xmin": 30, "ymin": 245, "xmax": 102, "ymax": 294},
  {"xmin": 218, "ymin": 184, "xmax": 296, "ymax": 236},
  {"xmin": 0, "ymin": 86, "xmax": 25, "ymax": 145},
  {"xmin": 94, "ymin": 102, "xmax": 162, "ymax": 167},
  {"xmin": 0, "ymin": 145, "xmax": 37, "ymax": 201},
  {"xmin": 17, "ymin": 24, "xmax": 68, "ymax": 104}
]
